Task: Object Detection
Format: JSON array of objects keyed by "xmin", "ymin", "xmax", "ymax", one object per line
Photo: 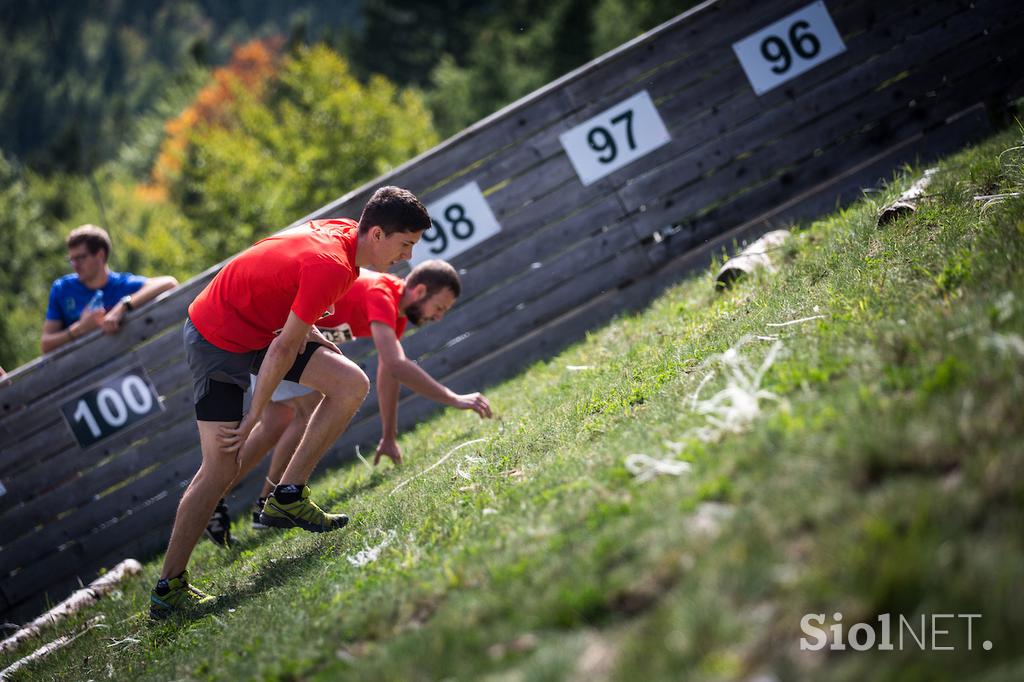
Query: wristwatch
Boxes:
[{"xmin": 119, "ymin": 295, "xmax": 134, "ymax": 311}]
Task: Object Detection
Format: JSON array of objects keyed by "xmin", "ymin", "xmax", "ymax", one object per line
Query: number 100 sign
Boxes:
[
  {"xmin": 560, "ymin": 90, "xmax": 671, "ymax": 187},
  {"xmin": 61, "ymin": 366, "xmax": 164, "ymax": 448}
]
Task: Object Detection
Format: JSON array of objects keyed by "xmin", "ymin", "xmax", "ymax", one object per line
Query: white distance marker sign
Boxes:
[
  {"xmin": 559, "ymin": 90, "xmax": 671, "ymax": 187},
  {"xmin": 60, "ymin": 365, "xmax": 164, "ymax": 449},
  {"xmin": 411, "ymin": 181, "xmax": 501, "ymax": 266},
  {"xmin": 733, "ymin": 1, "xmax": 846, "ymax": 96}
]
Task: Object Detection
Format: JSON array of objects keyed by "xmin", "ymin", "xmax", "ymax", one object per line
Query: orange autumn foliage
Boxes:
[{"xmin": 140, "ymin": 36, "xmax": 283, "ymax": 201}]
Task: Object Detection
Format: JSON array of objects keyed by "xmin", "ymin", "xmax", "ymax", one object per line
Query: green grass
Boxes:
[{"xmin": 4, "ymin": 126, "xmax": 1024, "ymax": 681}]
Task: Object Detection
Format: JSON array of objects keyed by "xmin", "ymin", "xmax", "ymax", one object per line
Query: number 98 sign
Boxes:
[
  {"xmin": 61, "ymin": 366, "xmax": 164, "ymax": 448},
  {"xmin": 411, "ymin": 181, "xmax": 502, "ymax": 266}
]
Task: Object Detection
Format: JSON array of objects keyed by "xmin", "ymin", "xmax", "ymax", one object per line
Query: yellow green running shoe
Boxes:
[
  {"xmin": 259, "ymin": 486, "xmax": 349, "ymax": 533},
  {"xmin": 149, "ymin": 571, "xmax": 216, "ymax": 619}
]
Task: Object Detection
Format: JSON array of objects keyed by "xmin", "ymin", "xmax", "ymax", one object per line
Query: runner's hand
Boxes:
[
  {"xmin": 451, "ymin": 392, "xmax": 493, "ymax": 419},
  {"xmin": 375, "ymin": 437, "xmax": 403, "ymax": 466},
  {"xmin": 307, "ymin": 326, "xmax": 341, "ymax": 354},
  {"xmin": 218, "ymin": 415, "xmax": 256, "ymax": 457}
]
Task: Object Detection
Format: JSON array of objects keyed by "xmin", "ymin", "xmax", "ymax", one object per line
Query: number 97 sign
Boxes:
[
  {"xmin": 560, "ymin": 90, "xmax": 671, "ymax": 187},
  {"xmin": 61, "ymin": 366, "xmax": 164, "ymax": 449}
]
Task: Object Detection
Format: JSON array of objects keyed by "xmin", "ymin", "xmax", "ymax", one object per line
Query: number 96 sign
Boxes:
[
  {"xmin": 732, "ymin": 1, "xmax": 846, "ymax": 96},
  {"xmin": 61, "ymin": 366, "xmax": 164, "ymax": 448}
]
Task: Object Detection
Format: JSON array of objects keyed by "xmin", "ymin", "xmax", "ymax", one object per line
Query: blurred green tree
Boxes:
[
  {"xmin": 349, "ymin": 0, "xmax": 496, "ymax": 86},
  {"xmin": 0, "ymin": 0, "xmax": 362, "ymax": 175},
  {"xmin": 423, "ymin": 0, "xmax": 692, "ymax": 138},
  {"xmin": 591, "ymin": 0, "xmax": 691, "ymax": 55},
  {"xmin": 170, "ymin": 43, "xmax": 438, "ymax": 261},
  {"xmin": 0, "ymin": 153, "xmax": 68, "ymax": 369}
]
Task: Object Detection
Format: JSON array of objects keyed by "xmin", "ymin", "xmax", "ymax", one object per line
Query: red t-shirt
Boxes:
[
  {"xmin": 317, "ymin": 272, "xmax": 407, "ymax": 344},
  {"xmin": 189, "ymin": 219, "xmax": 360, "ymax": 352}
]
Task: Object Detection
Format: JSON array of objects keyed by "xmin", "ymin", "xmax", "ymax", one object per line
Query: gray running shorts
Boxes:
[
  {"xmin": 184, "ymin": 316, "xmax": 320, "ymax": 421},
  {"xmin": 251, "ymin": 374, "xmax": 316, "ymax": 402}
]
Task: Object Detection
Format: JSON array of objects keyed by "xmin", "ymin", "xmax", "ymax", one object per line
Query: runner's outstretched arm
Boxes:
[
  {"xmin": 374, "ymin": 361, "xmax": 403, "ymax": 465},
  {"xmin": 370, "ymin": 322, "xmax": 492, "ymax": 419}
]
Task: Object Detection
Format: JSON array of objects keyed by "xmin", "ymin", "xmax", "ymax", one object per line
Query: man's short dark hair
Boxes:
[
  {"xmin": 358, "ymin": 186, "xmax": 430, "ymax": 236},
  {"xmin": 407, "ymin": 259, "xmax": 461, "ymax": 298},
  {"xmin": 66, "ymin": 224, "xmax": 112, "ymax": 260}
]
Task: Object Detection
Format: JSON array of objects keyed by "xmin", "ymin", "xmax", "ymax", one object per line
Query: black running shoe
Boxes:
[
  {"xmin": 205, "ymin": 498, "xmax": 232, "ymax": 547},
  {"xmin": 251, "ymin": 497, "xmax": 269, "ymax": 530}
]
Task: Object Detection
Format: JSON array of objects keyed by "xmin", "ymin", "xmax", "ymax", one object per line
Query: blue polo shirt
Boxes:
[{"xmin": 45, "ymin": 272, "xmax": 147, "ymax": 328}]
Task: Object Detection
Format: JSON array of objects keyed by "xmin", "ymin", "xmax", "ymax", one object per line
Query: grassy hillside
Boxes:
[{"xmin": 3, "ymin": 126, "xmax": 1022, "ymax": 681}]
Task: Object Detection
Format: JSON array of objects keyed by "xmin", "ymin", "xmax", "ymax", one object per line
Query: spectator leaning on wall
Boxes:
[{"xmin": 40, "ymin": 224, "xmax": 179, "ymax": 354}]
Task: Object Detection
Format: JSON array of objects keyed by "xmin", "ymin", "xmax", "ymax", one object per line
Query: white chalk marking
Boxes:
[
  {"xmin": 624, "ymin": 454, "xmax": 692, "ymax": 483},
  {"xmin": 390, "ymin": 438, "xmax": 488, "ymax": 496},
  {"xmin": 347, "ymin": 530, "xmax": 397, "ymax": 568},
  {"xmin": 765, "ymin": 314, "xmax": 825, "ymax": 327}
]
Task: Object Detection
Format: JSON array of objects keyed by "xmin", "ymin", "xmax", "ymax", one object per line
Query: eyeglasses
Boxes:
[{"xmin": 68, "ymin": 253, "xmax": 94, "ymax": 264}]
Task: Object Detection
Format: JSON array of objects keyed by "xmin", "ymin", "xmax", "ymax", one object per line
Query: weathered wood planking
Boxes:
[
  {"xmin": 0, "ymin": 436, "xmax": 200, "ymax": 578},
  {"xmin": 618, "ymin": 0, "xmax": 1017, "ymax": 215},
  {"xmin": 455, "ymin": 0, "xmax": 968, "ymax": 221},
  {"xmin": 0, "ymin": 360, "xmax": 193, "ymax": 506},
  {"xmin": 1, "ymin": 489, "xmax": 182, "ymax": 607},
  {"xmin": 0, "ymin": 407, "xmax": 197, "ymax": 548},
  {"xmin": 1, "ymin": 521, "xmax": 172, "ymax": 625}
]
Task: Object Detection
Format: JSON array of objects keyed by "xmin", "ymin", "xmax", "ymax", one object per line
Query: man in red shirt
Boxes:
[
  {"xmin": 218, "ymin": 259, "xmax": 491, "ymax": 530},
  {"xmin": 150, "ymin": 186, "xmax": 430, "ymax": 618}
]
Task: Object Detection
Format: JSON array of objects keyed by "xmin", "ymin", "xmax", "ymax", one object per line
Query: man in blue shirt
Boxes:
[{"xmin": 41, "ymin": 224, "xmax": 178, "ymax": 353}]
